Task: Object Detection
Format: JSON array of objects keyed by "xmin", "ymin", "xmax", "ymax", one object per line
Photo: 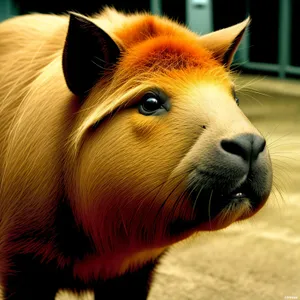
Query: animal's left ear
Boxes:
[
  {"xmin": 63, "ymin": 13, "xmax": 121, "ymax": 96},
  {"xmin": 199, "ymin": 17, "xmax": 250, "ymax": 69}
]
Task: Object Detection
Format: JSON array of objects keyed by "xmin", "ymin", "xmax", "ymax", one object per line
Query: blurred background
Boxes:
[
  {"xmin": 0, "ymin": 0, "xmax": 299, "ymax": 299},
  {"xmin": 1, "ymin": 0, "xmax": 300, "ymax": 78}
]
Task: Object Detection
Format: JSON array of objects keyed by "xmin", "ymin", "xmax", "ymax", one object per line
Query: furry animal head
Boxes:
[{"xmin": 63, "ymin": 9, "xmax": 272, "ymax": 256}]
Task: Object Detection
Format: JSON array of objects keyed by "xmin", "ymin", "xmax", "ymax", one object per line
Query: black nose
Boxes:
[{"xmin": 221, "ymin": 134, "xmax": 266, "ymax": 163}]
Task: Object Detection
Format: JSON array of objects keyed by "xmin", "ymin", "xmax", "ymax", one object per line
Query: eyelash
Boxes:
[{"xmin": 232, "ymin": 89, "xmax": 239, "ymax": 106}]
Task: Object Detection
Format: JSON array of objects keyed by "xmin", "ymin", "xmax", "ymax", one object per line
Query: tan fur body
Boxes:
[{"xmin": 0, "ymin": 8, "xmax": 272, "ymax": 298}]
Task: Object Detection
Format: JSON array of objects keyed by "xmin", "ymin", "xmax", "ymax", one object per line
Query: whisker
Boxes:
[
  {"xmin": 271, "ymin": 154, "xmax": 300, "ymax": 162},
  {"xmin": 217, "ymin": 203, "xmax": 232, "ymax": 226},
  {"xmin": 167, "ymin": 176, "xmax": 197, "ymax": 225},
  {"xmin": 147, "ymin": 169, "xmax": 191, "ymax": 215},
  {"xmin": 169, "ymin": 178, "xmax": 197, "ymax": 222},
  {"xmin": 191, "ymin": 185, "xmax": 204, "ymax": 219},
  {"xmin": 266, "ymin": 132, "xmax": 294, "ymax": 148},
  {"xmin": 208, "ymin": 190, "xmax": 214, "ymax": 230},
  {"xmin": 263, "ymin": 124, "xmax": 281, "ymax": 142},
  {"xmin": 153, "ymin": 176, "xmax": 186, "ymax": 225},
  {"xmin": 240, "ymin": 91, "xmax": 265, "ymax": 106},
  {"xmin": 165, "ymin": 190, "xmax": 186, "ymax": 233},
  {"xmin": 127, "ymin": 171, "xmax": 188, "ymax": 227},
  {"xmin": 271, "ymin": 183, "xmax": 286, "ymax": 206},
  {"xmin": 160, "ymin": 166, "xmax": 197, "ymax": 222},
  {"xmin": 117, "ymin": 206, "xmax": 128, "ymax": 237}
]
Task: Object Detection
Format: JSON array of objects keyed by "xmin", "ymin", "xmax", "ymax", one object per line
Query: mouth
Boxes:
[
  {"xmin": 220, "ymin": 188, "xmax": 250, "ymax": 205},
  {"xmin": 168, "ymin": 175, "xmax": 268, "ymax": 236},
  {"xmin": 190, "ymin": 180, "xmax": 257, "ymax": 222}
]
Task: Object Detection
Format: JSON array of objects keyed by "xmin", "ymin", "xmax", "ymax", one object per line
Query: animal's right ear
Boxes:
[{"xmin": 63, "ymin": 13, "xmax": 121, "ymax": 96}]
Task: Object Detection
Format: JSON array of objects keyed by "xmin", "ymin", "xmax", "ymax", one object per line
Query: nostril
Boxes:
[
  {"xmin": 221, "ymin": 134, "xmax": 266, "ymax": 162},
  {"xmin": 256, "ymin": 137, "xmax": 266, "ymax": 155},
  {"xmin": 221, "ymin": 139, "xmax": 249, "ymax": 161}
]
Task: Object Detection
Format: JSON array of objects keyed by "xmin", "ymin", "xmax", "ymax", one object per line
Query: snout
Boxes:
[
  {"xmin": 185, "ymin": 132, "xmax": 272, "ymax": 230},
  {"xmin": 221, "ymin": 133, "xmax": 266, "ymax": 170},
  {"xmin": 215, "ymin": 133, "xmax": 268, "ymax": 191}
]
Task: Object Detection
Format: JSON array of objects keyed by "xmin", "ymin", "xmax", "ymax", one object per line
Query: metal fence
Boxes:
[
  {"xmin": 0, "ymin": 0, "xmax": 298, "ymax": 78},
  {"xmin": 238, "ymin": 0, "xmax": 299, "ymax": 78}
]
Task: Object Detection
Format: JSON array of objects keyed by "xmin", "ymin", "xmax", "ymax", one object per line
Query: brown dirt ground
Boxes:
[{"xmin": 5, "ymin": 75, "xmax": 300, "ymax": 299}]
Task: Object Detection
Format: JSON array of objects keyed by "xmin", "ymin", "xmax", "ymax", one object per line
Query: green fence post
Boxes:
[
  {"xmin": 278, "ymin": 0, "xmax": 291, "ymax": 78},
  {"xmin": 186, "ymin": 0, "xmax": 213, "ymax": 35},
  {"xmin": 0, "ymin": 0, "xmax": 19, "ymax": 21},
  {"xmin": 150, "ymin": 0, "xmax": 162, "ymax": 15}
]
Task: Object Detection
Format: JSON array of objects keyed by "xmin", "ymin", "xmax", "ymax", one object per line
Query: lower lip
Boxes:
[
  {"xmin": 225, "ymin": 192, "xmax": 249, "ymax": 203},
  {"xmin": 231, "ymin": 192, "xmax": 247, "ymax": 198},
  {"xmin": 222, "ymin": 192, "xmax": 247, "ymax": 198}
]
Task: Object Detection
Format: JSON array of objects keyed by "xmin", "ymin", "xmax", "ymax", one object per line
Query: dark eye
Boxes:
[
  {"xmin": 138, "ymin": 91, "xmax": 170, "ymax": 116},
  {"xmin": 232, "ymin": 88, "xmax": 239, "ymax": 106},
  {"xmin": 142, "ymin": 96, "xmax": 162, "ymax": 112}
]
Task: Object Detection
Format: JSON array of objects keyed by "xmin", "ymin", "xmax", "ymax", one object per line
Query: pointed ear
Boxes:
[
  {"xmin": 63, "ymin": 13, "xmax": 121, "ymax": 96},
  {"xmin": 199, "ymin": 17, "xmax": 250, "ymax": 69}
]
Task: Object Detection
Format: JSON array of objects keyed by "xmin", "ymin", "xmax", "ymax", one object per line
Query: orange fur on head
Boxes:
[{"xmin": 0, "ymin": 7, "xmax": 271, "ymax": 291}]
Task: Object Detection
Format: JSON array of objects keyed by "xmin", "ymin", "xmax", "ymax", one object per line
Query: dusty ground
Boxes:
[{"xmin": 5, "ymin": 75, "xmax": 300, "ymax": 299}]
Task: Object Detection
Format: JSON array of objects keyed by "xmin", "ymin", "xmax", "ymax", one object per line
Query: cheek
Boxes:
[
  {"xmin": 73, "ymin": 116, "xmax": 167, "ymax": 210},
  {"xmin": 74, "ymin": 111, "xmax": 198, "ymax": 215},
  {"xmin": 131, "ymin": 113, "xmax": 162, "ymax": 136}
]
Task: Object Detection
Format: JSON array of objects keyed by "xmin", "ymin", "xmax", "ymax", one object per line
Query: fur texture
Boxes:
[{"xmin": 0, "ymin": 8, "xmax": 272, "ymax": 299}]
